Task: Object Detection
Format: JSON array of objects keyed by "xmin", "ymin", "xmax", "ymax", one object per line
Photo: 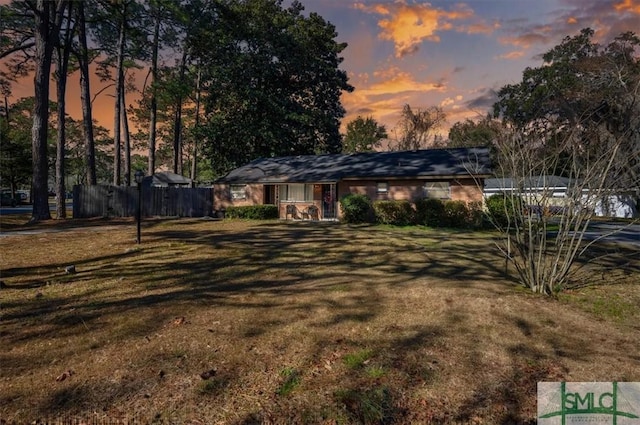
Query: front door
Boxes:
[
  {"xmin": 322, "ymin": 184, "xmax": 336, "ymax": 219},
  {"xmin": 264, "ymin": 185, "xmax": 276, "ymax": 204}
]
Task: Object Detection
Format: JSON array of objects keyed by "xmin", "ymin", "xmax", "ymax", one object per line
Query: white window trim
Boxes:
[
  {"xmin": 280, "ymin": 184, "xmax": 314, "ymax": 202},
  {"xmin": 230, "ymin": 184, "xmax": 247, "ymax": 200},
  {"xmin": 377, "ymin": 181, "xmax": 389, "ymax": 193},
  {"xmin": 424, "ymin": 181, "xmax": 450, "ymax": 199}
]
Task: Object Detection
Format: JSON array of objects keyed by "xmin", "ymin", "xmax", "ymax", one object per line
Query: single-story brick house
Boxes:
[{"xmin": 213, "ymin": 147, "xmax": 492, "ymax": 220}]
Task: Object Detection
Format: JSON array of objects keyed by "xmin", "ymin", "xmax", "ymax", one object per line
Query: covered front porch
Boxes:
[{"xmin": 268, "ymin": 183, "xmax": 338, "ymax": 221}]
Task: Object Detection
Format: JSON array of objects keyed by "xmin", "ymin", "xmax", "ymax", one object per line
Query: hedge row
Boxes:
[
  {"xmin": 223, "ymin": 195, "xmax": 498, "ymax": 228},
  {"xmin": 225, "ymin": 205, "xmax": 279, "ymax": 219},
  {"xmin": 372, "ymin": 200, "xmax": 414, "ymax": 226},
  {"xmin": 340, "ymin": 194, "xmax": 484, "ymax": 228}
]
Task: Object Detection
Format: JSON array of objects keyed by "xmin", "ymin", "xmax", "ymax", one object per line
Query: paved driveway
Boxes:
[
  {"xmin": 581, "ymin": 222, "xmax": 640, "ymax": 247},
  {"xmin": 0, "ymin": 200, "xmax": 73, "ymax": 216},
  {"xmin": 0, "ymin": 206, "xmax": 32, "ymax": 216}
]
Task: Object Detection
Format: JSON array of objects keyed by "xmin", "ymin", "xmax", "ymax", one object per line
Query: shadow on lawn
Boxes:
[
  {"xmin": 2, "ymin": 222, "xmax": 514, "ymax": 341},
  {"xmin": 159, "ymin": 222, "xmax": 514, "ymax": 282},
  {"xmin": 1, "ymin": 251, "xmax": 137, "ymax": 289},
  {"xmin": 0, "ymin": 221, "xmax": 567, "ymax": 422}
]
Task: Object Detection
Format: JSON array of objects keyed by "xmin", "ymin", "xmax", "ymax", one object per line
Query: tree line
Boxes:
[{"xmin": 0, "ymin": 0, "xmax": 352, "ymax": 221}]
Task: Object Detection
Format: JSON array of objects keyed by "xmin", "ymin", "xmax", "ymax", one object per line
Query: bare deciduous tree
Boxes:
[
  {"xmin": 487, "ymin": 122, "xmax": 638, "ymax": 295},
  {"xmin": 392, "ymin": 104, "xmax": 446, "ymax": 151}
]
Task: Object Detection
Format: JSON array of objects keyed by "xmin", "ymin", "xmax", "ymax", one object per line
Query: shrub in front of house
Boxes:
[
  {"xmin": 414, "ymin": 198, "xmax": 446, "ymax": 227},
  {"xmin": 373, "ymin": 200, "xmax": 415, "ymax": 226},
  {"xmin": 340, "ymin": 194, "xmax": 372, "ymax": 224},
  {"xmin": 467, "ymin": 201, "xmax": 485, "ymax": 229},
  {"xmin": 225, "ymin": 205, "xmax": 278, "ymax": 220},
  {"xmin": 485, "ymin": 193, "xmax": 522, "ymax": 228},
  {"xmin": 443, "ymin": 200, "xmax": 470, "ymax": 228}
]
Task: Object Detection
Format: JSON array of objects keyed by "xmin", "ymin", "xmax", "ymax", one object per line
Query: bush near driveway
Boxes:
[{"xmin": 485, "ymin": 193, "xmax": 522, "ymax": 228}]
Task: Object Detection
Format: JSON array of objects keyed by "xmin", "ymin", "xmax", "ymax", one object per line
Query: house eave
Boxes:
[{"xmin": 340, "ymin": 174, "xmax": 491, "ymax": 181}]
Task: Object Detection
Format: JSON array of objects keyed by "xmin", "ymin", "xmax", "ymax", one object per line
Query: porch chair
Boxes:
[
  {"xmin": 306, "ymin": 205, "xmax": 319, "ymax": 220},
  {"xmin": 286, "ymin": 204, "xmax": 296, "ymax": 220}
]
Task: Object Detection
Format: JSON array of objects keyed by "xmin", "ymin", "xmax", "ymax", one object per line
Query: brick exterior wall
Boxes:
[
  {"xmin": 337, "ymin": 179, "xmax": 483, "ymax": 203},
  {"xmin": 214, "ymin": 178, "xmax": 484, "ymax": 219},
  {"xmin": 449, "ymin": 178, "xmax": 484, "ymax": 203},
  {"xmin": 213, "ymin": 184, "xmax": 264, "ymax": 211}
]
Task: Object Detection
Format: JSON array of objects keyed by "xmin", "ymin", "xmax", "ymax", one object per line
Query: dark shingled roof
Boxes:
[
  {"xmin": 143, "ymin": 171, "xmax": 193, "ymax": 187},
  {"xmin": 216, "ymin": 147, "xmax": 492, "ymax": 184}
]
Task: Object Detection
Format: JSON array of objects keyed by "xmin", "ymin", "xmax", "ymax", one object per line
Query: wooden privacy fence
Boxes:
[{"xmin": 73, "ymin": 185, "xmax": 213, "ymax": 218}]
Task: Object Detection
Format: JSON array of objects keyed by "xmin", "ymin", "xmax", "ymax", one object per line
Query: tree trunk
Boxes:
[
  {"xmin": 55, "ymin": 2, "xmax": 73, "ymax": 219},
  {"xmin": 31, "ymin": 0, "xmax": 64, "ymax": 222},
  {"xmin": 2, "ymin": 96, "xmax": 8, "ymax": 123},
  {"xmin": 148, "ymin": 8, "xmax": 160, "ymax": 176},
  {"xmin": 2, "ymin": 97, "xmax": 13, "ymax": 196},
  {"xmin": 113, "ymin": 4, "xmax": 126, "ymax": 186},
  {"xmin": 122, "ymin": 87, "xmax": 131, "ymax": 186},
  {"xmin": 173, "ymin": 51, "xmax": 187, "ymax": 175},
  {"xmin": 77, "ymin": 2, "xmax": 96, "ymax": 185},
  {"xmin": 190, "ymin": 66, "xmax": 202, "ymax": 185},
  {"xmin": 172, "ymin": 103, "xmax": 182, "ymax": 175}
]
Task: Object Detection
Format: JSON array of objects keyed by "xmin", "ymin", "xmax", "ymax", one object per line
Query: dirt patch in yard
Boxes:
[{"xmin": 1, "ymin": 219, "xmax": 638, "ymax": 424}]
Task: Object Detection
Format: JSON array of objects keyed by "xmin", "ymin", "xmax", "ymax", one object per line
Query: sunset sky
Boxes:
[
  {"xmin": 312, "ymin": 0, "xmax": 640, "ymax": 133},
  {"xmin": 4, "ymin": 0, "xmax": 640, "ymax": 138}
]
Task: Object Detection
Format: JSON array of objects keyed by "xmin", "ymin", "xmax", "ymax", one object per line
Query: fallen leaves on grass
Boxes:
[
  {"xmin": 172, "ymin": 317, "xmax": 188, "ymax": 325},
  {"xmin": 200, "ymin": 369, "xmax": 217, "ymax": 380},
  {"xmin": 55, "ymin": 370, "xmax": 75, "ymax": 382}
]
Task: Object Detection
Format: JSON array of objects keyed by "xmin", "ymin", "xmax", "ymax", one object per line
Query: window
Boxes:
[
  {"xmin": 230, "ymin": 184, "xmax": 246, "ymax": 200},
  {"xmin": 424, "ymin": 181, "xmax": 450, "ymax": 199},
  {"xmin": 280, "ymin": 184, "xmax": 313, "ymax": 201},
  {"xmin": 377, "ymin": 182, "xmax": 388, "ymax": 193}
]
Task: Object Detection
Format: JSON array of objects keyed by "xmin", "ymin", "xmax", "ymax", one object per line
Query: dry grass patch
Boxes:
[{"xmin": 0, "ymin": 218, "xmax": 638, "ymax": 424}]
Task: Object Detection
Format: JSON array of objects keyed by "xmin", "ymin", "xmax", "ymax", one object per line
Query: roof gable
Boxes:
[{"xmin": 217, "ymin": 147, "xmax": 492, "ymax": 184}]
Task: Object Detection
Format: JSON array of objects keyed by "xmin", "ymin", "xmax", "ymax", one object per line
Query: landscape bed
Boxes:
[{"xmin": 0, "ymin": 218, "xmax": 638, "ymax": 424}]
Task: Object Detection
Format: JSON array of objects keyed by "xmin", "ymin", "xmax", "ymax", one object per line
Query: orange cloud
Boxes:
[
  {"xmin": 566, "ymin": 16, "xmax": 578, "ymax": 24},
  {"xmin": 340, "ymin": 90, "xmax": 408, "ymax": 133},
  {"xmin": 464, "ymin": 21, "xmax": 500, "ymax": 35},
  {"xmin": 496, "ymin": 50, "xmax": 525, "ymax": 59},
  {"xmin": 340, "ymin": 66, "xmax": 448, "ymax": 132},
  {"xmin": 614, "ymin": 0, "xmax": 640, "ymax": 13},
  {"xmin": 440, "ymin": 95, "xmax": 463, "ymax": 107},
  {"xmin": 365, "ymin": 67, "xmax": 446, "ymax": 96},
  {"xmin": 354, "ymin": 1, "xmax": 474, "ymax": 58}
]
